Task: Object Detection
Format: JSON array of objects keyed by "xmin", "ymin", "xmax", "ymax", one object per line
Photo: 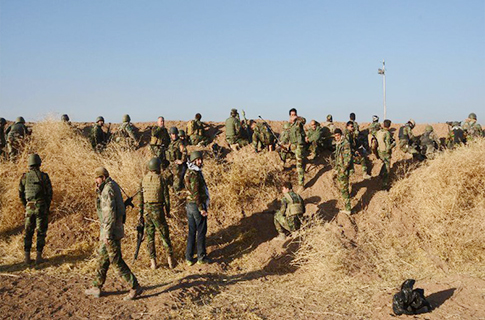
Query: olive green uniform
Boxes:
[
  {"xmin": 225, "ymin": 116, "xmax": 248, "ymax": 147},
  {"xmin": 90, "ymin": 124, "xmax": 109, "ymax": 152},
  {"xmin": 420, "ymin": 130, "xmax": 440, "ymax": 159},
  {"xmin": 115, "ymin": 122, "xmax": 138, "ymax": 148},
  {"xmin": 166, "ymin": 138, "xmax": 188, "ymax": 191},
  {"xmin": 150, "ymin": 126, "xmax": 170, "ymax": 159},
  {"xmin": 187, "ymin": 119, "xmax": 209, "ymax": 146},
  {"xmin": 398, "ymin": 125, "xmax": 419, "ymax": 155},
  {"xmin": 252, "ymin": 122, "xmax": 274, "ymax": 152},
  {"xmin": 334, "ymin": 138, "xmax": 353, "ymax": 211},
  {"xmin": 274, "ymin": 191, "xmax": 305, "ymax": 234},
  {"xmin": 282, "ymin": 118, "xmax": 306, "ymax": 186},
  {"xmin": 19, "ymin": 167, "xmax": 53, "ymax": 254},
  {"xmin": 463, "ymin": 119, "xmax": 483, "ymax": 142},
  {"xmin": 345, "ymin": 128, "xmax": 368, "ymax": 175},
  {"xmin": 306, "ymin": 125, "xmax": 323, "ymax": 157},
  {"xmin": 375, "ymin": 128, "xmax": 393, "ymax": 189},
  {"xmin": 6, "ymin": 122, "xmax": 29, "ymax": 160}
]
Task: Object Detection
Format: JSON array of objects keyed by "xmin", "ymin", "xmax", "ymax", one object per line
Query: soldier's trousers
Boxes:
[
  {"xmin": 274, "ymin": 212, "xmax": 301, "ymax": 234},
  {"xmin": 226, "ymin": 136, "xmax": 249, "ymax": 148},
  {"xmin": 150, "ymin": 145, "xmax": 166, "ymax": 160},
  {"xmin": 144, "ymin": 204, "xmax": 173, "ymax": 259},
  {"xmin": 7, "ymin": 141, "xmax": 20, "ymax": 161},
  {"xmin": 185, "ymin": 202, "xmax": 207, "ymax": 261},
  {"xmin": 189, "ymin": 135, "xmax": 208, "ymax": 146},
  {"xmin": 378, "ymin": 151, "xmax": 391, "ymax": 188},
  {"xmin": 24, "ymin": 206, "xmax": 48, "ymax": 253},
  {"xmin": 337, "ymin": 168, "xmax": 351, "ymax": 211},
  {"xmin": 292, "ymin": 145, "xmax": 305, "ymax": 185},
  {"xmin": 93, "ymin": 239, "xmax": 139, "ymax": 289},
  {"xmin": 172, "ymin": 163, "xmax": 187, "ymax": 191},
  {"xmin": 352, "ymin": 152, "xmax": 368, "ymax": 174}
]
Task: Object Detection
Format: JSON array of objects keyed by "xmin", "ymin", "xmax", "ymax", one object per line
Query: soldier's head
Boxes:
[
  {"xmin": 289, "ymin": 108, "xmax": 298, "ymax": 123},
  {"xmin": 157, "ymin": 116, "xmax": 165, "ymax": 127},
  {"xmin": 452, "ymin": 121, "xmax": 461, "ymax": 127},
  {"xmin": 28, "ymin": 154, "xmax": 42, "ymax": 168},
  {"xmin": 349, "ymin": 113, "xmax": 356, "ymax": 121},
  {"xmin": 195, "ymin": 113, "xmax": 202, "ymax": 121},
  {"xmin": 190, "ymin": 150, "xmax": 203, "ymax": 167},
  {"xmin": 179, "ymin": 129, "xmax": 186, "ymax": 139},
  {"xmin": 122, "ymin": 114, "xmax": 131, "ymax": 123},
  {"xmin": 346, "ymin": 121, "xmax": 354, "ymax": 131},
  {"xmin": 0, "ymin": 118, "xmax": 6, "ymax": 127},
  {"xmin": 334, "ymin": 128, "xmax": 343, "ymax": 142},
  {"xmin": 16, "ymin": 116, "xmax": 26, "ymax": 124},
  {"xmin": 250, "ymin": 120, "xmax": 257, "ymax": 130},
  {"xmin": 230, "ymin": 109, "xmax": 238, "ymax": 117},
  {"xmin": 147, "ymin": 157, "xmax": 161, "ymax": 173},
  {"xmin": 96, "ymin": 116, "xmax": 105, "ymax": 126},
  {"xmin": 61, "ymin": 114, "xmax": 70, "ymax": 122},
  {"xmin": 169, "ymin": 127, "xmax": 179, "ymax": 140},
  {"xmin": 326, "ymin": 114, "xmax": 333, "ymax": 122},
  {"xmin": 425, "ymin": 125, "xmax": 433, "ymax": 133},
  {"xmin": 407, "ymin": 119, "xmax": 416, "ymax": 128},
  {"xmin": 372, "ymin": 115, "xmax": 379, "ymax": 123},
  {"xmin": 282, "ymin": 181, "xmax": 293, "ymax": 193},
  {"xmin": 310, "ymin": 120, "xmax": 318, "ymax": 130},
  {"xmin": 469, "ymin": 113, "xmax": 477, "ymax": 120},
  {"xmin": 94, "ymin": 167, "xmax": 109, "ymax": 185},
  {"xmin": 383, "ymin": 119, "xmax": 391, "ymax": 129}
]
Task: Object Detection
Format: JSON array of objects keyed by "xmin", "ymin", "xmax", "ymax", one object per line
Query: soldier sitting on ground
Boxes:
[
  {"xmin": 446, "ymin": 121, "xmax": 466, "ymax": 149},
  {"xmin": 274, "ymin": 181, "xmax": 305, "ymax": 240},
  {"xmin": 114, "ymin": 114, "xmax": 138, "ymax": 149},
  {"xmin": 462, "ymin": 112, "xmax": 483, "ymax": 142},
  {"xmin": 19, "ymin": 154, "xmax": 53, "ymax": 265},
  {"xmin": 251, "ymin": 120, "xmax": 275, "ymax": 153},
  {"xmin": 419, "ymin": 125, "xmax": 441, "ymax": 159},
  {"xmin": 225, "ymin": 109, "xmax": 249, "ymax": 150},
  {"xmin": 187, "ymin": 113, "xmax": 210, "ymax": 146}
]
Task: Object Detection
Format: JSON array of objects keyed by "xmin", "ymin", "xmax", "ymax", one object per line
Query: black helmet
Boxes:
[
  {"xmin": 147, "ymin": 157, "xmax": 161, "ymax": 171},
  {"xmin": 61, "ymin": 114, "xmax": 70, "ymax": 122},
  {"xmin": 16, "ymin": 116, "xmax": 26, "ymax": 124},
  {"xmin": 28, "ymin": 154, "xmax": 42, "ymax": 167},
  {"xmin": 96, "ymin": 116, "xmax": 105, "ymax": 123}
]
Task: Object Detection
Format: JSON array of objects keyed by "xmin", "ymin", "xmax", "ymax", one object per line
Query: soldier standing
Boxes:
[
  {"xmin": 0, "ymin": 118, "xmax": 6, "ymax": 158},
  {"xmin": 187, "ymin": 113, "xmax": 209, "ymax": 146},
  {"xmin": 420, "ymin": 125, "xmax": 441, "ymax": 159},
  {"xmin": 305, "ymin": 120, "xmax": 323, "ymax": 159},
  {"xmin": 345, "ymin": 121, "xmax": 370, "ymax": 179},
  {"xmin": 375, "ymin": 120, "xmax": 394, "ymax": 190},
  {"xmin": 166, "ymin": 127, "xmax": 188, "ymax": 191},
  {"xmin": 19, "ymin": 154, "xmax": 53, "ymax": 264},
  {"xmin": 322, "ymin": 114, "xmax": 336, "ymax": 151},
  {"xmin": 368, "ymin": 115, "xmax": 381, "ymax": 157},
  {"xmin": 6, "ymin": 116, "xmax": 30, "ymax": 161},
  {"xmin": 462, "ymin": 113, "xmax": 483, "ymax": 142},
  {"xmin": 225, "ymin": 109, "xmax": 248, "ymax": 149},
  {"xmin": 115, "ymin": 114, "xmax": 138, "ymax": 148},
  {"xmin": 184, "ymin": 151, "xmax": 210, "ymax": 266},
  {"xmin": 334, "ymin": 128, "xmax": 353, "ymax": 214},
  {"xmin": 287, "ymin": 108, "xmax": 307, "ymax": 187},
  {"xmin": 349, "ymin": 112, "xmax": 360, "ymax": 135},
  {"xmin": 274, "ymin": 181, "xmax": 305, "ymax": 240},
  {"xmin": 90, "ymin": 116, "xmax": 109, "ymax": 152},
  {"xmin": 85, "ymin": 167, "xmax": 142, "ymax": 300},
  {"xmin": 150, "ymin": 116, "xmax": 170, "ymax": 160},
  {"xmin": 139, "ymin": 158, "xmax": 174, "ymax": 269}
]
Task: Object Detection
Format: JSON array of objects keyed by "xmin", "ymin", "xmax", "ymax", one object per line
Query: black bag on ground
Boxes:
[{"xmin": 392, "ymin": 279, "xmax": 432, "ymax": 315}]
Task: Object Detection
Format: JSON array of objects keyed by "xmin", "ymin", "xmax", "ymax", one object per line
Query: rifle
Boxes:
[
  {"xmin": 133, "ymin": 214, "xmax": 144, "ymax": 262},
  {"xmin": 123, "ymin": 190, "xmax": 141, "ymax": 209},
  {"xmin": 258, "ymin": 115, "xmax": 288, "ymax": 152}
]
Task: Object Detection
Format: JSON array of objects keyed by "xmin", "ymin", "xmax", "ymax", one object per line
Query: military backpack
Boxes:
[
  {"xmin": 284, "ymin": 192, "xmax": 305, "ymax": 216},
  {"xmin": 142, "ymin": 172, "xmax": 164, "ymax": 203}
]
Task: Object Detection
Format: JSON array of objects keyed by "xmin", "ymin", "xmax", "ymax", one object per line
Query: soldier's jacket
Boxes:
[
  {"xmin": 375, "ymin": 128, "xmax": 393, "ymax": 154},
  {"xmin": 446, "ymin": 126, "xmax": 466, "ymax": 148},
  {"xmin": 253, "ymin": 123, "xmax": 273, "ymax": 145},
  {"xmin": 322, "ymin": 121, "xmax": 336, "ymax": 134},
  {"xmin": 225, "ymin": 116, "xmax": 241, "ymax": 139},
  {"xmin": 398, "ymin": 125, "xmax": 415, "ymax": 143},
  {"xmin": 288, "ymin": 118, "xmax": 306, "ymax": 146},
  {"xmin": 19, "ymin": 168, "xmax": 53, "ymax": 209},
  {"xmin": 90, "ymin": 124, "xmax": 108, "ymax": 148},
  {"xmin": 140, "ymin": 171, "xmax": 170, "ymax": 214},
  {"xmin": 188, "ymin": 120, "xmax": 206, "ymax": 137},
  {"xmin": 369, "ymin": 122, "xmax": 382, "ymax": 136},
  {"xmin": 150, "ymin": 126, "xmax": 170, "ymax": 147},
  {"xmin": 351, "ymin": 120, "xmax": 360, "ymax": 135},
  {"xmin": 6, "ymin": 122, "xmax": 28, "ymax": 141},
  {"xmin": 0, "ymin": 125, "xmax": 6, "ymax": 148},
  {"xmin": 166, "ymin": 138, "xmax": 187, "ymax": 163},
  {"xmin": 420, "ymin": 131, "xmax": 440, "ymax": 148},
  {"xmin": 463, "ymin": 119, "xmax": 483, "ymax": 140},
  {"xmin": 118, "ymin": 122, "xmax": 137, "ymax": 141},
  {"xmin": 344, "ymin": 129, "xmax": 359, "ymax": 151},
  {"xmin": 277, "ymin": 191, "xmax": 305, "ymax": 217},
  {"xmin": 335, "ymin": 138, "xmax": 353, "ymax": 171},
  {"xmin": 279, "ymin": 128, "xmax": 290, "ymax": 145},
  {"xmin": 306, "ymin": 126, "xmax": 322, "ymax": 144},
  {"xmin": 185, "ymin": 165, "xmax": 209, "ymax": 211},
  {"xmin": 96, "ymin": 177, "xmax": 126, "ymax": 241}
]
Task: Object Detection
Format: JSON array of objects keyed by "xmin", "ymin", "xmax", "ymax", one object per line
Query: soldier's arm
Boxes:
[
  {"xmin": 188, "ymin": 172, "xmax": 204, "ymax": 211},
  {"xmin": 276, "ymin": 197, "xmax": 288, "ymax": 216},
  {"xmin": 162, "ymin": 179, "xmax": 170, "ymax": 216},
  {"xmin": 19, "ymin": 174, "xmax": 27, "ymax": 207},
  {"xmin": 180, "ymin": 144, "xmax": 188, "ymax": 163},
  {"xmin": 127, "ymin": 125, "xmax": 137, "ymax": 141},
  {"xmin": 101, "ymin": 187, "xmax": 117, "ymax": 239},
  {"xmin": 342, "ymin": 143, "xmax": 352, "ymax": 170},
  {"xmin": 44, "ymin": 173, "xmax": 53, "ymax": 207}
]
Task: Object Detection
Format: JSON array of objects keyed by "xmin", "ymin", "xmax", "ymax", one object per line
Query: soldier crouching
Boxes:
[{"xmin": 274, "ymin": 181, "xmax": 305, "ymax": 240}]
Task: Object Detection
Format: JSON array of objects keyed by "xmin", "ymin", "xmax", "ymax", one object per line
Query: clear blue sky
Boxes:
[{"xmin": 1, "ymin": 1, "xmax": 484, "ymax": 123}]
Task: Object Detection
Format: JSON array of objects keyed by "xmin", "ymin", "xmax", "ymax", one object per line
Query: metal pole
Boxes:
[{"xmin": 383, "ymin": 60, "xmax": 386, "ymax": 120}]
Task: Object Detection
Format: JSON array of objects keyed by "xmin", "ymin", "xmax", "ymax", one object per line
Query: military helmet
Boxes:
[
  {"xmin": 94, "ymin": 167, "xmax": 109, "ymax": 178},
  {"xmin": 452, "ymin": 121, "xmax": 460, "ymax": 127},
  {"xmin": 230, "ymin": 108, "xmax": 238, "ymax": 116},
  {"xmin": 326, "ymin": 114, "xmax": 333, "ymax": 121},
  {"xmin": 96, "ymin": 116, "xmax": 105, "ymax": 123},
  {"xmin": 190, "ymin": 150, "xmax": 203, "ymax": 162},
  {"xmin": 16, "ymin": 116, "xmax": 25, "ymax": 124},
  {"xmin": 147, "ymin": 157, "xmax": 161, "ymax": 171},
  {"xmin": 61, "ymin": 114, "xmax": 70, "ymax": 122},
  {"xmin": 425, "ymin": 125, "xmax": 433, "ymax": 132},
  {"xmin": 179, "ymin": 129, "xmax": 186, "ymax": 137},
  {"xmin": 28, "ymin": 154, "xmax": 42, "ymax": 167},
  {"xmin": 469, "ymin": 113, "xmax": 477, "ymax": 120},
  {"xmin": 169, "ymin": 126, "xmax": 179, "ymax": 134},
  {"xmin": 372, "ymin": 115, "xmax": 379, "ymax": 122},
  {"xmin": 408, "ymin": 119, "xmax": 416, "ymax": 128},
  {"xmin": 122, "ymin": 114, "xmax": 131, "ymax": 122},
  {"xmin": 0, "ymin": 117, "xmax": 6, "ymax": 126}
]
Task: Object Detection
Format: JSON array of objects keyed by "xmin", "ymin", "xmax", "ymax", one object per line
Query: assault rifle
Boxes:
[
  {"xmin": 258, "ymin": 115, "xmax": 288, "ymax": 152},
  {"xmin": 133, "ymin": 214, "xmax": 144, "ymax": 262}
]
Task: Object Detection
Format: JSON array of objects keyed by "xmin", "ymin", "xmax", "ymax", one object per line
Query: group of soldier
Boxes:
[{"xmin": 3, "ymin": 109, "xmax": 483, "ymax": 300}]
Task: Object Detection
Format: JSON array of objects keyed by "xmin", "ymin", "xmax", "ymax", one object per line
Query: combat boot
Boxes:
[
  {"xmin": 167, "ymin": 253, "xmax": 175, "ymax": 269},
  {"xmin": 85, "ymin": 287, "xmax": 101, "ymax": 298},
  {"xmin": 24, "ymin": 251, "xmax": 31, "ymax": 265},
  {"xmin": 123, "ymin": 285, "xmax": 143, "ymax": 301},
  {"xmin": 150, "ymin": 258, "xmax": 157, "ymax": 270},
  {"xmin": 35, "ymin": 251, "xmax": 45, "ymax": 264}
]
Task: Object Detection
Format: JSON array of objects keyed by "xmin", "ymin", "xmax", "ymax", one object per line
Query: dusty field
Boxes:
[{"xmin": 0, "ymin": 119, "xmax": 484, "ymax": 319}]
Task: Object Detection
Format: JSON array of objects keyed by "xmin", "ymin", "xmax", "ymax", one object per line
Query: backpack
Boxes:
[
  {"xmin": 284, "ymin": 193, "xmax": 305, "ymax": 216},
  {"xmin": 398, "ymin": 126, "xmax": 407, "ymax": 140},
  {"xmin": 187, "ymin": 120, "xmax": 196, "ymax": 136}
]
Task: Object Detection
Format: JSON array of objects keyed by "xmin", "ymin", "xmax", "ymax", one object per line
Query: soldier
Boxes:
[
  {"xmin": 187, "ymin": 113, "xmax": 209, "ymax": 146},
  {"xmin": 85, "ymin": 167, "xmax": 142, "ymax": 300},
  {"xmin": 375, "ymin": 120, "xmax": 394, "ymax": 190},
  {"xmin": 273, "ymin": 181, "xmax": 305, "ymax": 240},
  {"xmin": 323, "ymin": 114, "xmax": 336, "ymax": 134},
  {"xmin": 61, "ymin": 114, "xmax": 70, "ymax": 124},
  {"xmin": 139, "ymin": 158, "xmax": 174, "ymax": 269},
  {"xmin": 334, "ymin": 128, "xmax": 353, "ymax": 214},
  {"xmin": 115, "ymin": 114, "xmax": 138, "ymax": 148},
  {"xmin": 0, "ymin": 118, "xmax": 6, "ymax": 158},
  {"xmin": 165, "ymin": 127, "xmax": 188, "ymax": 191},
  {"xmin": 19, "ymin": 154, "xmax": 53, "ymax": 264},
  {"xmin": 345, "ymin": 121, "xmax": 370, "ymax": 179},
  {"xmin": 398, "ymin": 119, "xmax": 421, "ymax": 160},
  {"xmin": 305, "ymin": 120, "xmax": 323, "ymax": 158},
  {"xmin": 179, "ymin": 129, "xmax": 188, "ymax": 146},
  {"xmin": 420, "ymin": 125, "xmax": 441, "ymax": 159},
  {"xmin": 368, "ymin": 115, "xmax": 381, "ymax": 157},
  {"xmin": 286, "ymin": 108, "xmax": 307, "ymax": 187},
  {"xmin": 150, "ymin": 116, "xmax": 170, "ymax": 160},
  {"xmin": 251, "ymin": 121, "xmax": 275, "ymax": 153},
  {"xmin": 462, "ymin": 113, "xmax": 483, "ymax": 142},
  {"xmin": 278, "ymin": 122, "xmax": 292, "ymax": 162},
  {"xmin": 90, "ymin": 116, "xmax": 110, "ymax": 152},
  {"xmin": 184, "ymin": 151, "xmax": 210, "ymax": 266},
  {"xmin": 225, "ymin": 109, "xmax": 248, "ymax": 149},
  {"xmin": 349, "ymin": 112, "xmax": 360, "ymax": 135},
  {"xmin": 322, "ymin": 114, "xmax": 336, "ymax": 151},
  {"xmin": 446, "ymin": 121, "xmax": 466, "ymax": 149},
  {"xmin": 6, "ymin": 116, "xmax": 30, "ymax": 161}
]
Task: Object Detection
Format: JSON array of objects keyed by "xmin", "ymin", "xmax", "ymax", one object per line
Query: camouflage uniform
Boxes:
[
  {"xmin": 334, "ymin": 137, "xmax": 353, "ymax": 211},
  {"xmin": 398, "ymin": 124, "xmax": 419, "ymax": 155},
  {"xmin": 446, "ymin": 123, "xmax": 466, "ymax": 149},
  {"xmin": 305, "ymin": 123, "xmax": 323, "ymax": 158},
  {"xmin": 19, "ymin": 166, "xmax": 52, "ymax": 255},
  {"xmin": 274, "ymin": 191, "xmax": 305, "ymax": 234},
  {"xmin": 90, "ymin": 123, "xmax": 109, "ymax": 152},
  {"xmin": 375, "ymin": 128, "xmax": 394, "ymax": 188},
  {"xmin": 286, "ymin": 117, "xmax": 307, "ymax": 186},
  {"xmin": 6, "ymin": 120, "xmax": 29, "ymax": 160},
  {"xmin": 252, "ymin": 122, "xmax": 274, "ymax": 152},
  {"xmin": 140, "ymin": 171, "xmax": 173, "ymax": 260},
  {"xmin": 187, "ymin": 119, "xmax": 209, "ymax": 146},
  {"xmin": 368, "ymin": 121, "xmax": 382, "ymax": 156},
  {"xmin": 225, "ymin": 115, "xmax": 248, "ymax": 147},
  {"xmin": 420, "ymin": 127, "xmax": 440, "ymax": 159},
  {"xmin": 115, "ymin": 122, "xmax": 138, "ymax": 148},
  {"xmin": 92, "ymin": 177, "xmax": 139, "ymax": 289},
  {"xmin": 166, "ymin": 137, "xmax": 188, "ymax": 191},
  {"xmin": 0, "ymin": 119, "xmax": 6, "ymax": 158},
  {"xmin": 150, "ymin": 126, "xmax": 170, "ymax": 159},
  {"xmin": 463, "ymin": 119, "xmax": 483, "ymax": 142},
  {"xmin": 345, "ymin": 128, "xmax": 368, "ymax": 175}
]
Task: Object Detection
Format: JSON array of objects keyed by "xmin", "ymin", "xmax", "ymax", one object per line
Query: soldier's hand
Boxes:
[{"xmin": 201, "ymin": 210, "xmax": 208, "ymax": 217}]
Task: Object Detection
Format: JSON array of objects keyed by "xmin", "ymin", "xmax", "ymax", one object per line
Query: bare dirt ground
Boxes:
[{"xmin": 1, "ymin": 119, "xmax": 484, "ymax": 319}]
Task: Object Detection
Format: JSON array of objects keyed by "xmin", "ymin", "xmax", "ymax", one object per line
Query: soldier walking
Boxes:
[
  {"xmin": 334, "ymin": 128, "xmax": 353, "ymax": 214},
  {"xmin": 19, "ymin": 154, "xmax": 53, "ymax": 264},
  {"xmin": 85, "ymin": 167, "xmax": 142, "ymax": 300},
  {"xmin": 184, "ymin": 151, "xmax": 210, "ymax": 266},
  {"xmin": 139, "ymin": 158, "xmax": 174, "ymax": 269},
  {"xmin": 375, "ymin": 120, "xmax": 394, "ymax": 190},
  {"xmin": 150, "ymin": 116, "xmax": 170, "ymax": 160},
  {"xmin": 6, "ymin": 116, "xmax": 30, "ymax": 161},
  {"xmin": 274, "ymin": 181, "xmax": 305, "ymax": 240}
]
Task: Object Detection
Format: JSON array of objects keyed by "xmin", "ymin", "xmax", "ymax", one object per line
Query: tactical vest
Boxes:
[
  {"xmin": 24, "ymin": 170, "xmax": 46, "ymax": 202},
  {"xmin": 398, "ymin": 126, "xmax": 408, "ymax": 140},
  {"xmin": 420, "ymin": 132, "xmax": 432, "ymax": 146},
  {"xmin": 225, "ymin": 117, "xmax": 237, "ymax": 138},
  {"xmin": 284, "ymin": 192, "xmax": 304, "ymax": 216},
  {"xmin": 142, "ymin": 172, "xmax": 163, "ymax": 203},
  {"xmin": 166, "ymin": 140, "xmax": 182, "ymax": 162},
  {"xmin": 119, "ymin": 122, "xmax": 130, "ymax": 137},
  {"xmin": 375, "ymin": 130, "xmax": 387, "ymax": 152},
  {"xmin": 187, "ymin": 120, "xmax": 196, "ymax": 136},
  {"xmin": 289, "ymin": 123, "xmax": 304, "ymax": 145},
  {"xmin": 7, "ymin": 123, "xmax": 25, "ymax": 140}
]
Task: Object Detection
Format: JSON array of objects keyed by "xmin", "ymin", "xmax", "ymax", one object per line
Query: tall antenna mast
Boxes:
[{"xmin": 378, "ymin": 60, "xmax": 386, "ymax": 119}]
